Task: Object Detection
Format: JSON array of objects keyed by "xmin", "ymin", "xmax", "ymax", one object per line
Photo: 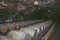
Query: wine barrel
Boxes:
[
  {"xmin": 0, "ymin": 35, "xmax": 11, "ymax": 40},
  {"xmin": 31, "ymin": 21, "xmax": 52, "ymax": 31},
  {"xmin": 28, "ymin": 26, "xmax": 41, "ymax": 34},
  {"xmin": 7, "ymin": 30, "xmax": 31, "ymax": 40},
  {"xmin": 20, "ymin": 27, "xmax": 38, "ymax": 40},
  {"xmin": 24, "ymin": 21, "xmax": 30, "ymax": 27},
  {"xmin": 0, "ymin": 24, "xmax": 8, "ymax": 34},
  {"xmin": 6, "ymin": 23, "xmax": 15, "ymax": 31},
  {"xmin": 15, "ymin": 23, "xmax": 20, "ymax": 29},
  {"xmin": 18, "ymin": 22, "xmax": 25, "ymax": 27},
  {"xmin": 35, "ymin": 21, "xmax": 53, "ymax": 37},
  {"xmin": 38, "ymin": 23, "xmax": 48, "ymax": 30},
  {"xmin": 28, "ymin": 26, "xmax": 42, "ymax": 40},
  {"xmin": 31, "ymin": 23, "xmax": 44, "ymax": 31}
]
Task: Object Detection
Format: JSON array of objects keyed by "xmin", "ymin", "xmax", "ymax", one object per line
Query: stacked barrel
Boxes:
[
  {"xmin": 0, "ymin": 20, "xmax": 55, "ymax": 40},
  {"xmin": 19, "ymin": 21, "xmax": 54, "ymax": 40},
  {"xmin": 0, "ymin": 20, "xmax": 42, "ymax": 35}
]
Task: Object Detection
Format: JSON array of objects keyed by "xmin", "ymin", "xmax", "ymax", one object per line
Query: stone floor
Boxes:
[{"xmin": 51, "ymin": 22, "xmax": 60, "ymax": 40}]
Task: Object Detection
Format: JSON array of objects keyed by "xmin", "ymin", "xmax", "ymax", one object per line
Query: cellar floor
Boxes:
[{"xmin": 51, "ymin": 22, "xmax": 60, "ymax": 40}]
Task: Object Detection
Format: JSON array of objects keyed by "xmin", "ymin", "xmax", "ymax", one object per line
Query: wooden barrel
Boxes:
[
  {"xmin": 37, "ymin": 23, "xmax": 48, "ymax": 30},
  {"xmin": 42, "ymin": 24, "xmax": 47, "ymax": 30},
  {"xmin": 24, "ymin": 21, "xmax": 30, "ymax": 27},
  {"xmin": 19, "ymin": 22, "xmax": 25, "ymax": 27},
  {"xmin": 30, "ymin": 23, "xmax": 46, "ymax": 37},
  {"xmin": 7, "ymin": 23, "xmax": 15, "ymax": 30},
  {"xmin": 39, "ymin": 24, "xmax": 46, "ymax": 31},
  {"xmin": 0, "ymin": 35, "xmax": 11, "ymax": 40},
  {"xmin": 24, "ymin": 21, "xmax": 34, "ymax": 26},
  {"xmin": 16, "ymin": 21, "xmax": 31, "ymax": 28},
  {"xmin": 7, "ymin": 30, "xmax": 31, "ymax": 40},
  {"xmin": 21, "ymin": 21, "xmax": 31, "ymax": 27},
  {"xmin": 15, "ymin": 23, "xmax": 20, "ymax": 29},
  {"xmin": 0, "ymin": 24, "xmax": 8, "ymax": 34},
  {"xmin": 28, "ymin": 26, "xmax": 42, "ymax": 40},
  {"xmin": 31, "ymin": 23, "xmax": 44, "ymax": 31},
  {"xmin": 20, "ymin": 27, "xmax": 38, "ymax": 40},
  {"xmin": 31, "ymin": 21, "xmax": 52, "ymax": 31},
  {"xmin": 28, "ymin": 26, "xmax": 41, "ymax": 34},
  {"xmin": 44, "ymin": 23, "xmax": 48, "ymax": 28}
]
